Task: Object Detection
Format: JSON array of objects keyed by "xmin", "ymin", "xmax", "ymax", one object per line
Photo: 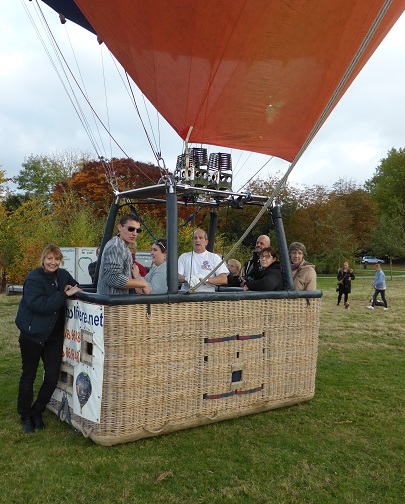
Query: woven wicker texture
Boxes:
[{"xmin": 49, "ymin": 297, "xmax": 320, "ymax": 445}]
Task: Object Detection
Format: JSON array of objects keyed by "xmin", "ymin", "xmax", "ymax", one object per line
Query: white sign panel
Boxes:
[
  {"xmin": 60, "ymin": 247, "xmax": 98, "ymax": 284},
  {"xmin": 61, "ymin": 248, "xmax": 76, "ymax": 278},
  {"xmin": 76, "ymin": 247, "xmax": 98, "ymax": 284},
  {"xmin": 53, "ymin": 300, "xmax": 104, "ymax": 423}
]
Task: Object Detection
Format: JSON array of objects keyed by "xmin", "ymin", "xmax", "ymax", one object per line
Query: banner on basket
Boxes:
[{"xmin": 52, "ymin": 300, "xmax": 104, "ymax": 423}]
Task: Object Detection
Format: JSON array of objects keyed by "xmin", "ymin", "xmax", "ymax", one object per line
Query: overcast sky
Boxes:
[{"xmin": 1, "ymin": 1, "xmax": 404, "ymax": 193}]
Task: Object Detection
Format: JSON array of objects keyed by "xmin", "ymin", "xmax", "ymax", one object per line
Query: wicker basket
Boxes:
[{"xmin": 48, "ymin": 296, "xmax": 320, "ymax": 445}]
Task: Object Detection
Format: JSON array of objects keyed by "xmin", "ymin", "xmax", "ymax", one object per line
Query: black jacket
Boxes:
[
  {"xmin": 245, "ymin": 261, "xmax": 283, "ymax": 291},
  {"xmin": 227, "ymin": 272, "xmax": 242, "ymax": 287},
  {"xmin": 337, "ymin": 268, "xmax": 355, "ymax": 293},
  {"xmin": 244, "ymin": 252, "xmax": 261, "ymax": 282},
  {"xmin": 15, "ymin": 267, "xmax": 78, "ymax": 346},
  {"xmin": 88, "ymin": 261, "xmax": 97, "ymax": 282}
]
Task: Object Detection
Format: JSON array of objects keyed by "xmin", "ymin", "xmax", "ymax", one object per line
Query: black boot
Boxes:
[
  {"xmin": 22, "ymin": 419, "xmax": 35, "ymax": 434},
  {"xmin": 31, "ymin": 413, "xmax": 45, "ymax": 430}
]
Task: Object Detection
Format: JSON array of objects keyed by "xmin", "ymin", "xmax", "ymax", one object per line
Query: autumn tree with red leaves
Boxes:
[{"xmin": 52, "ymin": 157, "xmax": 163, "ymax": 217}]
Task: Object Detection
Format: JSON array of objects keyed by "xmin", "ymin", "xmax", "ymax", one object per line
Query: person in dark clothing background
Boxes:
[
  {"xmin": 337, "ymin": 261, "xmax": 355, "ymax": 308},
  {"xmin": 88, "ymin": 247, "xmax": 100, "ymax": 283},
  {"xmin": 15, "ymin": 244, "xmax": 81, "ymax": 434}
]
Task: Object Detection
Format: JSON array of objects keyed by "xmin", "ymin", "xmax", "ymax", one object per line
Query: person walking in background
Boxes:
[
  {"xmin": 289, "ymin": 242, "xmax": 317, "ymax": 291},
  {"xmin": 337, "ymin": 261, "xmax": 355, "ymax": 308},
  {"xmin": 15, "ymin": 244, "xmax": 81, "ymax": 434},
  {"xmin": 368, "ymin": 263, "xmax": 388, "ymax": 310}
]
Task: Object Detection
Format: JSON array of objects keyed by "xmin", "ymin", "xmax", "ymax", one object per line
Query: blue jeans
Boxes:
[
  {"xmin": 372, "ymin": 289, "xmax": 387, "ymax": 308},
  {"xmin": 17, "ymin": 333, "xmax": 63, "ymax": 421}
]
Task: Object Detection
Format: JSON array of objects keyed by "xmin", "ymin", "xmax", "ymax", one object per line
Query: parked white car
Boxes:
[
  {"xmin": 361, "ymin": 256, "xmax": 385, "ymax": 264},
  {"xmin": 136, "ymin": 251, "xmax": 153, "ymax": 272}
]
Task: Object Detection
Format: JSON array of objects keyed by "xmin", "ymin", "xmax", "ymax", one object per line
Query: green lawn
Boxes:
[{"xmin": 0, "ymin": 277, "xmax": 404, "ymax": 503}]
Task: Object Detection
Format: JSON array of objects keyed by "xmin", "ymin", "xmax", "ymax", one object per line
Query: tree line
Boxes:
[{"xmin": 1, "ymin": 147, "xmax": 404, "ymax": 285}]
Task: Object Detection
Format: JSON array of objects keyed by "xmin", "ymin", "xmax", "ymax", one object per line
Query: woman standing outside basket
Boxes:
[
  {"xmin": 368, "ymin": 263, "xmax": 388, "ymax": 310},
  {"xmin": 337, "ymin": 261, "xmax": 355, "ymax": 308},
  {"xmin": 15, "ymin": 244, "xmax": 81, "ymax": 434}
]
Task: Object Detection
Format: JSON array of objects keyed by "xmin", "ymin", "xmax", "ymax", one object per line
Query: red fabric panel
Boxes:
[{"xmin": 75, "ymin": 0, "xmax": 405, "ymax": 161}]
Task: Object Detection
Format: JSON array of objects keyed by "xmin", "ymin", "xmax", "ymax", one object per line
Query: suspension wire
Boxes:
[
  {"xmin": 63, "ymin": 21, "xmax": 107, "ymax": 157},
  {"xmin": 27, "ymin": 0, "xmax": 160, "ymax": 190},
  {"xmin": 188, "ymin": 0, "xmax": 393, "ymax": 292},
  {"xmin": 23, "ymin": 0, "xmax": 102, "ymax": 157},
  {"xmin": 124, "ymin": 73, "xmax": 167, "ymax": 172},
  {"xmin": 178, "ymin": 207, "xmax": 203, "ymax": 228},
  {"xmin": 141, "ymin": 93, "xmax": 160, "ymax": 156},
  {"xmin": 233, "ymin": 151, "xmax": 252, "ymax": 179},
  {"xmin": 237, "ymin": 157, "xmax": 274, "ymax": 192},
  {"xmin": 108, "ymin": 52, "xmax": 161, "ymax": 160},
  {"xmin": 99, "ymin": 48, "xmax": 122, "ymax": 192},
  {"xmin": 31, "ymin": 0, "xmax": 134, "ymax": 160},
  {"xmin": 62, "ymin": 22, "xmax": 120, "ymax": 192},
  {"xmin": 128, "ymin": 203, "xmax": 157, "ymax": 241},
  {"xmin": 222, "ymin": 202, "xmax": 231, "ymax": 258},
  {"xmin": 156, "ymin": 108, "xmax": 162, "ymax": 158},
  {"xmin": 105, "ymin": 53, "xmax": 161, "ymax": 186},
  {"xmin": 100, "ymin": 48, "xmax": 113, "ymax": 159},
  {"xmin": 32, "ymin": 0, "xmax": 121, "ymax": 192}
]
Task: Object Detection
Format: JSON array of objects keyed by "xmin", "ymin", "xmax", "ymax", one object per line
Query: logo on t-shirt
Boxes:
[{"xmin": 201, "ymin": 260, "xmax": 212, "ymax": 271}]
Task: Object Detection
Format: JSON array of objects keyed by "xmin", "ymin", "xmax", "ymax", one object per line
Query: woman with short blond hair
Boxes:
[{"xmin": 15, "ymin": 244, "xmax": 81, "ymax": 434}]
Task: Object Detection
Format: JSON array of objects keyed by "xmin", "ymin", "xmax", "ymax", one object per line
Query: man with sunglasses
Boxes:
[{"xmin": 97, "ymin": 213, "xmax": 148, "ymax": 295}]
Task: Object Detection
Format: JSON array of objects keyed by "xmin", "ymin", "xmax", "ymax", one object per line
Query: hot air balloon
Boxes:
[
  {"xmin": 76, "ymin": 372, "xmax": 92, "ymax": 412},
  {"xmin": 40, "ymin": 0, "xmax": 404, "ymax": 162},
  {"xmin": 40, "ymin": 1, "xmax": 405, "ymax": 445}
]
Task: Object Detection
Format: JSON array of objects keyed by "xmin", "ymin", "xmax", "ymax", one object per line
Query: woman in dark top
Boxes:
[
  {"xmin": 15, "ymin": 244, "xmax": 81, "ymax": 433},
  {"xmin": 242, "ymin": 246, "xmax": 283, "ymax": 291},
  {"xmin": 337, "ymin": 261, "xmax": 355, "ymax": 308}
]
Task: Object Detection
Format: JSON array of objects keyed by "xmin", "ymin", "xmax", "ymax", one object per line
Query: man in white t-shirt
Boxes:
[{"xmin": 178, "ymin": 229, "xmax": 229, "ymax": 292}]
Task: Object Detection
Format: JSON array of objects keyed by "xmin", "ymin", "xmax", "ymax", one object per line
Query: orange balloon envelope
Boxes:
[{"xmin": 42, "ymin": 0, "xmax": 405, "ymax": 162}]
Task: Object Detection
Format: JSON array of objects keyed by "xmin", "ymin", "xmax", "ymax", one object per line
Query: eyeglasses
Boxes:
[
  {"xmin": 124, "ymin": 226, "xmax": 142, "ymax": 233},
  {"xmin": 154, "ymin": 240, "xmax": 166, "ymax": 250},
  {"xmin": 260, "ymin": 255, "xmax": 272, "ymax": 259}
]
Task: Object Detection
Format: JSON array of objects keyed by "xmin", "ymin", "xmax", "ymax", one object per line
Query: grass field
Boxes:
[{"xmin": 0, "ymin": 276, "xmax": 404, "ymax": 503}]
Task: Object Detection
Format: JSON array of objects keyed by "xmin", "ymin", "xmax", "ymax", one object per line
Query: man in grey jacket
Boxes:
[{"xmin": 97, "ymin": 214, "xmax": 149, "ymax": 295}]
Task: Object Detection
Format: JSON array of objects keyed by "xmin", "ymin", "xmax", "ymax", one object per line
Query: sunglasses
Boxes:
[
  {"xmin": 124, "ymin": 226, "xmax": 142, "ymax": 233},
  {"xmin": 154, "ymin": 240, "xmax": 166, "ymax": 250}
]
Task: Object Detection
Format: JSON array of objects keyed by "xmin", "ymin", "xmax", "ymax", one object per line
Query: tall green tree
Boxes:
[
  {"xmin": 372, "ymin": 213, "xmax": 405, "ymax": 278},
  {"xmin": 0, "ymin": 168, "xmax": 6, "ymax": 200},
  {"xmin": 365, "ymin": 147, "xmax": 405, "ymax": 222},
  {"xmin": 13, "ymin": 151, "xmax": 89, "ymax": 200},
  {"xmin": 331, "ymin": 179, "xmax": 377, "ymax": 253},
  {"xmin": 365, "ymin": 147, "xmax": 405, "ymax": 262}
]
